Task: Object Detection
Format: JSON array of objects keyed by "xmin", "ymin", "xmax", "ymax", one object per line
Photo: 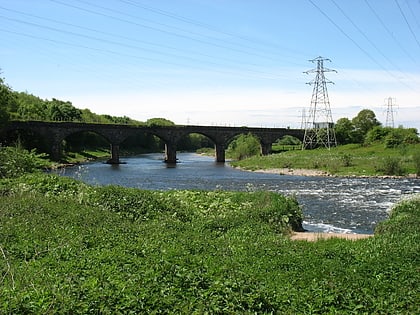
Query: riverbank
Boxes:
[
  {"xmin": 230, "ymin": 143, "xmax": 420, "ymax": 177},
  {"xmin": 247, "ymin": 167, "xmax": 330, "ymax": 177},
  {"xmin": 291, "ymin": 232, "xmax": 373, "ymax": 241},
  {"xmin": 238, "ymin": 166, "xmax": 419, "ymax": 178}
]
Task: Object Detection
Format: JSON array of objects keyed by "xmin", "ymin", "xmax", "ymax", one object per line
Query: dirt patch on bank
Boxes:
[
  {"xmin": 249, "ymin": 168, "xmax": 330, "ymax": 177},
  {"xmin": 291, "ymin": 232, "xmax": 373, "ymax": 242}
]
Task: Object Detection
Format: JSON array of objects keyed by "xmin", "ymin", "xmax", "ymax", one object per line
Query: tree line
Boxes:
[
  {"xmin": 335, "ymin": 109, "xmax": 419, "ymax": 148},
  {"xmin": 0, "ymin": 73, "xmax": 217, "ymax": 155},
  {"xmin": 1, "ymin": 72, "xmax": 418, "ymax": 160}
]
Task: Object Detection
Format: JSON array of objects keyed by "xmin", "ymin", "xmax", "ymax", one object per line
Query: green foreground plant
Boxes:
[
  {"xmin": 0, "ymin": 174, "xmax": 419, "ymax": 313},
  {"xmin": 0, "ymin": 144, "xmax": 50, "ymax": 178}
]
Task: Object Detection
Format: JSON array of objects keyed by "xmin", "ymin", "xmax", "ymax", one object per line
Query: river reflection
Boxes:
[{"xmin": 59, "ymin": 153, "xmax": 420, "ymax": 234}]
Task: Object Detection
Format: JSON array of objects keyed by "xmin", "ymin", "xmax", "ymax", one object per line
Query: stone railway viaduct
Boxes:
[{"xmin": 1, "ymin": 121, "xmax": 304, "ymax": 163}]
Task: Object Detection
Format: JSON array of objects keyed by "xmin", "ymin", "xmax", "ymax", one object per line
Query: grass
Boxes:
[
  {"xmin": 1, "ymin": 174, "xmax": 419, "ymax": 313},
  {"xmin": 231, "ymin": 143, "xmax": 420, "ymax": 176},
  {"xmin": 61, "ymin": 148, "xmax": 111, "ymax": 164}
]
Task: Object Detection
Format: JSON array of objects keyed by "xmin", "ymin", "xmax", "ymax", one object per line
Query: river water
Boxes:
[{"xmin": 59, "ymin": 153, "xmax": 420, "ymax": 234}]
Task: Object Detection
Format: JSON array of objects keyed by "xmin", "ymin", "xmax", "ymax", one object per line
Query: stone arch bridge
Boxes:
[{"xmin": 1, "ymin": 121, "xmax": 304, "ymax": 163}]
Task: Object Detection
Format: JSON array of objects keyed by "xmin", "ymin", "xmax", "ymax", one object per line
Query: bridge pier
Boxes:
[
  {"xmin": 260, "ymin": 142, "xmax": 272, "ymax": 156},
  {"xmin": 164, "ymin": 143, "xmax": 177, "ymax": 163},
  {"xmin": 51, "ymin": 140, "xmax": 62, "ymax": 161},
  {"xmin": 107, "ymin": 143, "xmax": 120, "ymax": 164},
  {"xmin": 215, "ymin": 143, "xmax": 226, "ymax": 163}
]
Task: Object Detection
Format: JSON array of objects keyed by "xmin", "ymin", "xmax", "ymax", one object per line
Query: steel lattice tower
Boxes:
[
  {"xmin": 302, "ymin": 56, "xmax": 337, "ymax": 150},
  {"xmin": 385, "ymin": 97, "xmax": 396, "ymax": 128}
]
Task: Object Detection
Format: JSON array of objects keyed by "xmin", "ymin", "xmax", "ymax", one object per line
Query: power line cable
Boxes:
[
  {"xmin": 0, "ymin": 5, "xmax": 274, "ymax": 72},
  {"xmin": 330, "ymin": 0, "xmax": 420, "ymax": 85},
  {"xmin": 49, "ymin": 0, "xmax": 289, "ymax": 65},
  {"xmin": 394, "ymin": 0, "xmax": 420, "ymax": 49},
  {"xmin": 0, "ymin": 24, "xmax": 285, "ymax": 82},
  {"xmin": 307, "ymin": 0, "xmax": 417, "ymax": 92},
  {"xmin": 364, "ymin": 0, "xmax": 419, "ymax": 65},
  {"xmin": 404, "ymin": 0, "xmax": 420, "ymax": 30},
  {"xmin": 116, "ymin": 0, "xmax": 308, "ymax": 59}
]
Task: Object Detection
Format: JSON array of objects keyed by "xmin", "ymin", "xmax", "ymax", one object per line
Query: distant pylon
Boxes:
[
  {"xmin": 385, "ymin": 97, "xmax": 396, "ymax": 128},
  {"xmin": 302, "ymin": 56, "xmax": 337, "ymax": 150}
]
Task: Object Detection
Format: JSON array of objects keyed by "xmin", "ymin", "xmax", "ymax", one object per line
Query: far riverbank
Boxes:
[
  {"xmin": 234, "ymin": 166, "xmax": 419, "ymax": 179},
  {"xmin": 229, "ymin": 143, "xmax": 420, "ymax": 178}
]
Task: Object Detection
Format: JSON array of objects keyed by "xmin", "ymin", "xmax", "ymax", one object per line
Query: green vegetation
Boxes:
[
  {"xmin": 0, "ymin": 144, "xmax": 51, "ymax": 178},
  {"xmin": 227, "ymin": 133, "xmax": 261, "ymax": 160},
  {"xmin": 232, "ymin": 143, "xmax": 420, "ymax": 176},
  {"xmin": 0, "ymin": 172, "xmax": 418, "ymax": 313},
  {"xmin": 335, "ymin": 109, "xmax": 381, "ymax": 144}
]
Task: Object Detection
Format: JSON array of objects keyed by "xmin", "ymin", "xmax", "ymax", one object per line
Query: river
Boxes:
[{"xmin": 58, "ymin": 153, "xmax": 420, "ymax": 234}]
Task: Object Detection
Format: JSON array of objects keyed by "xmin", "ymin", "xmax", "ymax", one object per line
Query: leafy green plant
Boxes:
[{"xmin": 0, "ymin": 144, "xmax": 49, "ymax": 178}]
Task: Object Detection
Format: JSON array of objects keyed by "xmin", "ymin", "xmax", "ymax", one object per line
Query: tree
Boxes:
[
  {"xmin": 275, "ymin": 135, "xmax": 301, "ymax": 145},
  {"xmin": 47, "ymin": 99, "xmax": 82, "ymax": 121},
  {"xmin": 15, "ymin": 92, "xmax": 48, "ymax": 120},
  {"xmin": 351, "ymin": 109, "xmax": 381, "ymax": 143},
  {"xmin": 146, "ymin": 118, "xmax": 175, "ymax": 126},
  {"xmin": 0, "ymin": 75, "xmax": 16, "ymax": 124},
  {"xmin": 228, "ymin": 133, "xmax": 260, "ymax": 160},
  {"xmin": 334, "ymin": 118, "xmax": 354, "ymax": 144}
]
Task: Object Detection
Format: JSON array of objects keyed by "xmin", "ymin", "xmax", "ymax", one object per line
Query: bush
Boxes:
[
  {"xmin": 375, "ymin": 194, "xmax": 420, "ymax": 236},
  {"xmin": 384, "ymin": 128, "xmax": 419, "ymax": 148},
  {"xmin": 376, "ymin": 156, "xmax": 405, "ymax": 176},
  {"xmin": 364, "ymin": 126, "xmax": 392, "ymax": 144},
  {"xmin": 340, "ymin": 153, "xmax": 353, "ymax": 167},
  {"xmin": 0, "ymin": 145, "xmax": 49, "ymax": 178}
]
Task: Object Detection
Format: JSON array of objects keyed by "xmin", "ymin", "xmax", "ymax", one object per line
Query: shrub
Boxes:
[
  {"xmin": 375, "ymin": 194, "xmax": 420, "ymax": 235},
  {"xmin": 340, "ymin": 153, "xmax": 353, "ymax": 167},
  {"xmin": 0, "ymin": 145, "xmax": 49, "ymax": 178},
  {"xmin": 364, "ymin": 126, "xmax": 392, "ymax": 144},
  {"xmin": 384, "ymin": 128, "xmax": 419, "ymax": 148},
  {"xmin": 376, "ymin": 156, "xmax": 405, "ymax": 176}
]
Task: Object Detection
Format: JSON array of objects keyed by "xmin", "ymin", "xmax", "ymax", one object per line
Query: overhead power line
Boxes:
[
  {"xmin": 331, "ymin": 0, "xmax": 413, "ymax": 75},
  {"xmin": 49, "ymin": 0, "xmax": 288, "ymax": 65},
  {"xmin": 363, "ymin": 0, "xmax": 419, "ymax": 65},
  {"xmin": 1, "ymin": 4, "xmax": 301, "ymax": 81},
  {"xmin": 394, "ymin": 0, "xmax": 420, "ymax": 50},
  {"xmin": 116, "ymin": 0, "xmax": 307, "ymax": 58},
  {"xmin": 308, "ymin": 0, "xmax": 417, "ymax": 92}
]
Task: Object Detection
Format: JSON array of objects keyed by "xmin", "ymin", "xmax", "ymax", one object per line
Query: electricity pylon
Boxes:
[
  {"xmin": 385, "ymin": 97, "xmax": 396, "ymax": 128},
  {"xmin": 302, "ymin": 56, "xmax": 337, "ymax": 150}
]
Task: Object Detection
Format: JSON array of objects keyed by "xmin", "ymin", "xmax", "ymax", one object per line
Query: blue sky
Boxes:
[{"xmin": 1, "ymin": 0, "xmax": 419, "ymax": 129}]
